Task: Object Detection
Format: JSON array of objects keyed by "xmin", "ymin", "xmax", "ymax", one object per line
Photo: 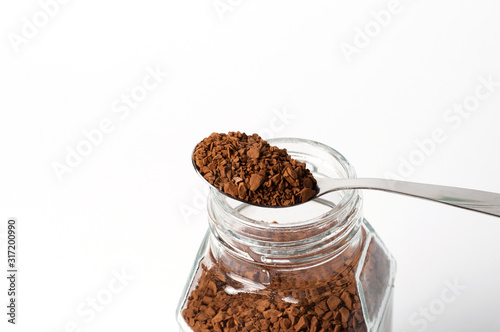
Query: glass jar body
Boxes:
[{"xmin": 177, "ymin": 138, "xmax": 396, "ymax": 332}]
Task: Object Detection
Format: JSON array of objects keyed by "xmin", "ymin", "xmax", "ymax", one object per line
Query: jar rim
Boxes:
[{"xmin": 209, "ymin": 137, "xmax": 360, "ymax": 231}]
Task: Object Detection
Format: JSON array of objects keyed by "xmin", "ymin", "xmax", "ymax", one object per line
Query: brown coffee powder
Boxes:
[
  {"xmin": 182, "ymin": 256, "xmax": 366, "ymax": 332},
  {"xmin": 193, "ymin": 132, "xmax": 317, "ymax": 206},
  {"xmin": 180, "ymin": 225, "xmax": 390, "ymax": 332},
  {"xmin": 183, "ymin": 134, "xmax": 393, "ymax": 331}
]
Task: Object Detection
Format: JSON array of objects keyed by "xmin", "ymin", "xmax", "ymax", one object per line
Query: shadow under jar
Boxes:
[{"xmin": 177, "ymin": 138, "xmax": 396, "ymax": 332}]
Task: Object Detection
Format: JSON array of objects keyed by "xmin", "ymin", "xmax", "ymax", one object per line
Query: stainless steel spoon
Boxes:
[
  {"xmin": 193, "ymin": 157, "xmax": 500, "ymax": 217},
  {"xmin": 313, "ymin": 177, "xmax": 500, "ymax": 217}
]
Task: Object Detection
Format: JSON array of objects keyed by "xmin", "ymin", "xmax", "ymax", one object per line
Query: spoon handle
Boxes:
[{"xmin": 318, "ymin": 178, "xmax": 500, "ymax": 217}]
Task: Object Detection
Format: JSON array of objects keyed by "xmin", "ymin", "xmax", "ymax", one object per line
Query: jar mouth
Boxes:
[{"xmin": 210, "ymin": 138, "xmax": 360, "ymax": 231}]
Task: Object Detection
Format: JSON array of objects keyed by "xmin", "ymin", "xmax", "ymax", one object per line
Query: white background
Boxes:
[{"xmin": 1, "ymin": 0, "xmax": 500, "ymax": 331}]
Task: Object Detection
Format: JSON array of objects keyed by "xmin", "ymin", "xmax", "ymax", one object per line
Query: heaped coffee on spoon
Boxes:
[{"xmin": 193, "ymin": 132, "xmax": 317, "ymax": 206}]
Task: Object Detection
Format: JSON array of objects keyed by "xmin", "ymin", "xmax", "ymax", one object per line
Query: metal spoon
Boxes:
[
  {"xmin": 313, "ymin": 177, "xmax": 500, "ymax": 217},
  {"xmin": 193, "ymin": 157, "xmax": 500, "ymax": 217}
]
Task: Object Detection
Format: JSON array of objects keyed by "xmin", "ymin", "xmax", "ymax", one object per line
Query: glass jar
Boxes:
[{"xmin": 177, "ymin": 138, "xmax": 396, "ymax": 332}]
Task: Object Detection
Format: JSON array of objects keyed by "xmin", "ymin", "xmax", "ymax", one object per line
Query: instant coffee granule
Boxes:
[
  {"xmin": 183, "ymin": 134, "xmax": 392, "ymax": 331},
  {"xmin": 193, "ymin": 132, "xmax": 317, "ymax": 206},
  {"xmin": 181, "ymin": 228, "xmax": 389, "ymax": 332}
]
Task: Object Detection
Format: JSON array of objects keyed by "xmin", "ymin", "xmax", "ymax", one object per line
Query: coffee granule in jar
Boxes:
[
  {"xmin": 182, "ymin": 258, "xmax": 364, "ymax": 332},
  {"xmin": 193, "ymin": 132, "xmax": 317, "ymax": 206},
  {"xmin": 181, "ymin": 226, "xmax": 389, "ymax": 332}
]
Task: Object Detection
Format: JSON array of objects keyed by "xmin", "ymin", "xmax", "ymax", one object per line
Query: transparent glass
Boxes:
[{"xmin": 177, "ymin": 138, "xmax": 396, "ymax": 332}]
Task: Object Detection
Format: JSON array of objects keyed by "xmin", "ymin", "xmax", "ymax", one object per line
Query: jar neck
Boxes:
[{"xmin": 208, "ymin": 188, "xmax": 364, "ymax": 268}]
